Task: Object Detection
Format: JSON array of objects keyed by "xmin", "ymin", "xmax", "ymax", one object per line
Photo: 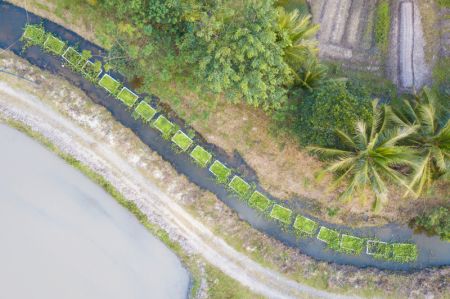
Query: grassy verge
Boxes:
[{"xmin": 374, "ymin": 0, "xmax": 391, "ymax": 53}]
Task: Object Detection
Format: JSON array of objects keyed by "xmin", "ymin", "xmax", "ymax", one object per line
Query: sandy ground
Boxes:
[{"xmin": 0, "ymin": 71, "xmax": 353, "ymax": 299}]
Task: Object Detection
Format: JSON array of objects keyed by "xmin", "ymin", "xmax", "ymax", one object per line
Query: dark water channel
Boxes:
[{"xmin": 0, "ymin": 1, "xmax": 449, "ymax": 271}]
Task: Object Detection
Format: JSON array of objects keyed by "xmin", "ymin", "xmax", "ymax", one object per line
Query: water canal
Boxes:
[{"xmin": 0, "ymin": 1, "xmax": 449, "ymax": 271}]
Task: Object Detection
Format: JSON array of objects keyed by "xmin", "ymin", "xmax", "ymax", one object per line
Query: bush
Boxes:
[
  {"xmin": 295, "ymin": 81, "xmax": 372, "ymax": 147},
  {"xmin": 411, "ymin": 206, "xmax": 450, "ymax": 241}
]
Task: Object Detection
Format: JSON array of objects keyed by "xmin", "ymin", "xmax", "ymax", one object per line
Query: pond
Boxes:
[{"xmin": 0, "ymin": 125, "xmax": 190, "ymax": 299}]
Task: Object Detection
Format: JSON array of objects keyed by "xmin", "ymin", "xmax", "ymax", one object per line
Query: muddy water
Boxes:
[
  {"xmin": 0, "ymin": 1, "xmax": 449, "ymax": 270},
  {"xmin": 0, "ymin": 125, "xmax": 190, "ymax": 299}
]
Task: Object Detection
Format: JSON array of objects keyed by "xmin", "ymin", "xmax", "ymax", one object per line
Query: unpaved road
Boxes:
[{"xmin": 0, "ymin": 82, "xmax": 358, "ymax": 299}]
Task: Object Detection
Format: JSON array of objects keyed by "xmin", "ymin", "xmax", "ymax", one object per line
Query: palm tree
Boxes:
[
  {"xmin": 293, "ymin": 57, "xmax": 328, "ymax": 91},
  {"xmin": 390, "ymin": 87, "xmax": 450, "ymax": 197},
  {"xmin": 309, "ymin": 101, "xmax": 418, "ymax": 211},
  {"xmin": 277, "ymin": 7, "xmax": 320, "ymax": 70}
]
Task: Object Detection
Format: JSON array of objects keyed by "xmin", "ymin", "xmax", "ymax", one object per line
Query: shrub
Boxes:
[
  {"xmin": 411, "ymin": 206, "xmax": 450, "ymax": 241},
  {"xmin": 295, "ymin": 81, "xmax": 372, "ymax": 147}
]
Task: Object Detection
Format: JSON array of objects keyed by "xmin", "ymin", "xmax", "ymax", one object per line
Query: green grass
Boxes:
[
  {"xmin": 117, "ymin": 87, "xmax": 139, "ymax": 107},
  {"xmin": 229, "ymin": 176, "xmax": 252, "ymax": 199},
  {"xmin": 374, "ymin": 0, "xmax": 391, "ymax": 52},
  {"xmin": 190, "ymin": 145, "xmax": 212, "ymax": 168},
  {"xmin": 153, "ymin": 115, "xmax": 175, "ymax": 137},
  {"xmin": 248, "ymin": 191, "xmax": 272, "ymax": 212},
  {"xmin": 366, "ymin": 240, "xmax": 392, "ymax": 259},
  {"xmin": 209, "ymin": 160, "xmax": 232, "ymax": 183},
  {"xmin": 340, "ymin": 234, "xmax": 365, "ymax": 254},
  {"xmin": 82, "ymin": 60, "xmax": 102, "ymax": 79},
  {"xmin": 171, "ymin": 130, "xmax": 193, "ymax": 151},
  {"xmin": 269, "ymin": 204, "xmax": 292, "ymax": 225},
  {"xmin": 134, "ymin": 101, "xmax": 157, "ymax": 122},
  {"xmin": 43, "ymin": 34, "xmax": 66, "ymax": 55},
  {"xmin": 62, "ymin": 47, "xmax": 83, "ymax": 66},
  {"xmin": 392, "ymin": 243, "xmax": 418, "ymax": 263},
  {"xmin": 22, "ymin": 24, "xmax": 46, "ymax": 45},
  {"xmin": 293, "ymin": 215, "xmax": 318, "ymax": 235},
  {"xmin": 317, "ymin": 227, "xmax": 340, "ymax": 250},
  {"xmin": 99, "ymin": 74, "xmax": 121, "ymax": 94}
]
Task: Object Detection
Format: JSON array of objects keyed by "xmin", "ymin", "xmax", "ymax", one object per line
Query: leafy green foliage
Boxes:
[
  {"xmin": 296, "ymin": 81, "xmax": 372, "ymax": 147},
  {"xmin": 180, "ymin": 1, "xmax": 292, "ymax": 109},
  {"xmin": 390, "ymin": 88, "xmax": 450, "ymax": 196},
  {"xmin": 269, "ymin": 204, "xmax": 292, "ymax": 224},
  {"xmin": 209, "ymin": 160, "xmax": 232, "ymax": 183},
  {"xmin": 374, "ymin": 0, "xmax": 391, "ymax": 52},
  {"xmin": 412, "ymin": 206, "xmax": 450, "ymax": 241},
  {"xmin": 309, "ymin": 100, "xmax": 418, "ymax": 210}
]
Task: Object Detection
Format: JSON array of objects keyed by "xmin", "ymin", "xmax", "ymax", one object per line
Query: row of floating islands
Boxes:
[{"xmin": 20, "ymin": 24, "xmax": 418, "ymax": 263}]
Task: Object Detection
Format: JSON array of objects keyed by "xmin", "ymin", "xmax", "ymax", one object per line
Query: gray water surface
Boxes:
[{"xmin": 0, "ymin": 125, "xmax": 189, "ymax": 299}]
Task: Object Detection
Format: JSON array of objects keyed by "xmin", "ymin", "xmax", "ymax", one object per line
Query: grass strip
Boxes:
[
  {"xmin": 190, "ymin": 145, "xmax": 212, "ymax": 168},
  {"xmin": 171, "ymin": 130, "xmax": 193, "ymax": 151},
  {"xmin": 134, "ymin": 101, "xmax": 156, "ymax": 122},
  {"xmin": 117, "ymin": 87, "xmax": 139, "ymax": 107},
  {"xmin": 269, "ymin": 204, "xmax": 292, "ymax": 225},
  {"xmin": 209, "ymin": 160, "xmax": 231, "ymax": 183},
  {"xmin": 293, "ymin": 215, "xmax": 318, "ymax": 235},
  {"xmin": 317, "ymin": 226, "xmax": 340, "ymax": 250},
  {"xmin": 43, "ymin": 34, "xmax": 66, "ymax": 55},
  {"xmin": 99, "ymin": 74, "xmax": 121, "ymax": 94},
  {"xmin": 340, "ymin": 234, "xmax": 365, "ymax": 254},
  {"xmin": 228, "ymin": 175, "xmax": 251, "ymax": 199},
  {"xmin": 374, "ymin": 0, "xmax": 391, "ymax": 52},
  {"xmin": 248, "ymin": 191, "xmax": 272, "ymax": 212}
]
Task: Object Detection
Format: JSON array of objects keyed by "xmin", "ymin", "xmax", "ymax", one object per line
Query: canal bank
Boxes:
[{"xmin": 0, "ymin": 50, "xmax": 448, "ymax": 298}]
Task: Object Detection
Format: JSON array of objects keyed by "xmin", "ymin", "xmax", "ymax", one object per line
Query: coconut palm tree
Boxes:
[
  {"xmin": 390, "ymin": 88, "xmax": 450, "ymax": 197},
  {"xmin": 309, "ymin": 101, "xmax": 418, "ymax": 211},
  {"xmin": 277, "ymin": 7, "xmax": 319, "ymax": 70}
]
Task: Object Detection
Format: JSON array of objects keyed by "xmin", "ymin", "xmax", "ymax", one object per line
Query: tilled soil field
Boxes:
[{"xmin": 309, "ymin": 0, "xmax": 433, "ymax": 91}]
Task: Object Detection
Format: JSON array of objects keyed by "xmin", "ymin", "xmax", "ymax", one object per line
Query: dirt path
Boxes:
[{"xmin": 0, "ymin": 82, "xmax": 357, "ymax": 299}]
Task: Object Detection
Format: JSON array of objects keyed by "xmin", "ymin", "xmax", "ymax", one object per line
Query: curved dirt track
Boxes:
[{"xmin": 0, "ymin": 81, "xmax": 358, "ymax": 299}]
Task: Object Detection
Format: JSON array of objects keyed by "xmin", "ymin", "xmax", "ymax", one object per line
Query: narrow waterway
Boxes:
[
  {"xmin": 0, "ymin": 125, "xmax": 190, "ymax": 299},
  {"xmin": 0, "ymin": 1, "xmax": 449, "ymax": 270}
]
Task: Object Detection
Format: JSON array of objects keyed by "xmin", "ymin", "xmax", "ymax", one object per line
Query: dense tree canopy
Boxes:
[
  {"xmin": 180, "ymin": 1, "xmax": 292, "ymax": 109},
  {"xmin": 295, "ymin": 81, "xmax": 373, "ymax": 147}
]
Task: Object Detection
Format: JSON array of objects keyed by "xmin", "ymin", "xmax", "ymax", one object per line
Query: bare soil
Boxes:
[{"xmin": 1, "ymin": 51, "xmax": 449, "ymax": 299}]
